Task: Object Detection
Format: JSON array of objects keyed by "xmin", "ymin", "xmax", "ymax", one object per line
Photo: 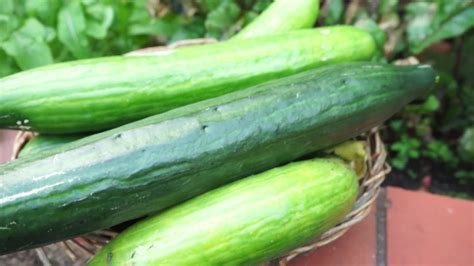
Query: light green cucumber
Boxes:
[
  {"xmin": 89, "ymin": 159, "xmax": 358, "ymax": 265},
  {"xmin": 232, "ymin": 0, "xmax": 320, "ymax": 40},
  {"xmin": 0, "ymin": 27, "xmax": 375, "ymax": 134}
]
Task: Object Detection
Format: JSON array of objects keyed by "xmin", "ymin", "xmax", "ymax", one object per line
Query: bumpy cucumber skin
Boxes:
[
  {"xmin": 0, "ymin": 63, "xmax": 436, "ymax": 254},
  {"xmin": 88, "ymin": 159, "xmax": 358, "ymax": 266},
  {"xmin": 0, "ymin": 26, "xmax": 375, "ymax": 134},
  {"xmin": 232, "ymin": 0, "xmax": 320, "ymax": 40},
  {"xmin": 18, "ymin": 135, "xmax": 84, "ymax": 158}
]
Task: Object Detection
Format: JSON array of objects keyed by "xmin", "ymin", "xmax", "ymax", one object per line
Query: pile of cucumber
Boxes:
[{"xmin": 0, "ymin": 0, "xmax": 436, "ymax": 265}]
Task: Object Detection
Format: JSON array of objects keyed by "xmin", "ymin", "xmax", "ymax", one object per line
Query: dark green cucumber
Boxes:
[
  {"xmin": 232, "ymin": 0, "xmax": 320, "ymax": 40},
  {"xmin": 18, "ymin": 134, "xmax": 85, "ymax": 158},
  {"xmin": 89, "ymin": 159, "xmax": 358, "ymax": 266},
  {"xmin": 0, "ymin": 26, "xmax": 375, "ymax": 134},
  {"xmin": 0, "ymin": 62, "xmax": 436, "ymax": 254}
]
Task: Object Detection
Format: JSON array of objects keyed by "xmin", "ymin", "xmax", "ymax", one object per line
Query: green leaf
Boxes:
[
  {"xmin": 81, "ymin": 0, "xmax": 98, "ymax": 5},
  {"xmin": 391, "ymin": 156, "xmax": 408, "ymax": 170},
  {"xmin": 57, "ymin": 0, "xmax": 91, "ymax": 59},
  {"xmin": 251, "ymin": 0, "xmax": 272, "ymax": 13},
  {"xmin": 324, "ymin": 0, "xmax": 344, "ymax": 25},
  {"xmin": 422, "ymin": 95, "xmax": 440, "ymax": 112},
  {"xmin": 415, "ymin": 117, "xmax": 432, "ymax": 138},
  {"xmin": 406, "ymin": 94, "xmax": 440, "ymax": 115},
  {"xmin": 128, "ymin": 1, "xmax": 152, "ymax": 24},
  {"xmin": 406, "ymin": 1, "xmax": 474, "ymax": 54},
  {"xmin": 379, "ymin": 0, "xmax": 398, "ymax": 16},
  {"xmin": 169, "ymin": 19, "xmax": 206, "ymax": 44},
  {"xmin": 0, "ymin": 0, "xmax": 15, "ymax": 14},
  {"xmin": 422, "ymin": 7, "xmax": 474, "ymax": 50},
  {"xmin": 128, "ymin": 15, "xmax": 183, "ymax": 37},
  {"xmin": 405, "ymin": 2, "xmax": 436, "ymax": 54},
  {"xmin": 25, "ymin": 0, "xmax": 62, "ymax": 26},
  {"xmin": 205, "ymin": 0, "xmax": 241, "ymax": 39},
  {"xmin": 240, "ymin": 10, "xmax": 258, "ymax": 27},
  {"xmin": 85, "ymin": 3, "xmax": 113, "ymax": 20},
  {"xmin": 390, "ymin": 134, "xmax": 421, "ymax": 169},
  {"xmin": 423, "ymin": 140, "xmax": 458, "ymax": 167},
  {"xmin": 432, "ymin": 0, "xmax": 469, "ymax": 28},
  {"xmin": 85, "ymin": 4, "xmax": 114, "ymax": 39},
  {"xmin": 407, "ymin": 149, "xmax": 419, "ymax": 158},
  {"xmin": 355, "ymin": 18, "xmax": 387, "ymax": 59},
  {"xmin": 0, "ymin": 14, "xmax": 17, "ymax": 42},
  {"xmin": 459, "ymin": 127, "xmax": 474, "ymax": 162},
  {"xmin": 85, "ymin": 20, "xmax": 108, "ymax": 39},
  {"xmin": 44, "ymin": 26, "xmax": 56, "ymax": 42},
  {"xmin": 0, "ymin": 0, "xmax": 22, "ymax": 42},
  {"xmin": 389, "ymin": 119, "xmax": 404, "ymax": 133},
  {"xmin": 1, "ymin": 18, "xmax": 53, "ymax": 70},
  {"xmin": 0, "ymin": 49, "xmax": 18, "ymax": 77},
  {"xmin": 443, "ymin": 190, "xmax": 473, "ymax": 199},
  {"xmin": 197, "ymin": 0, "xmax": 221, "ymax": 11}
]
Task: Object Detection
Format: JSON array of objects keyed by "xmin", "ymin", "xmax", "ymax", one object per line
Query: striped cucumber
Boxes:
[
  {"xmin": 89, "ymin": 159, "xmax": 358, "ymax": 265},
  {"xmin": 0, "ymin": 27, "xmax": 375, "ymax": 134}
]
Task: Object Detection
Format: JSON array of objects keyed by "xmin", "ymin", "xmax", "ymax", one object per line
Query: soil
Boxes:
[{"xmin": 383, "ymin": 158, "xmax": 474, "ymax": 198}]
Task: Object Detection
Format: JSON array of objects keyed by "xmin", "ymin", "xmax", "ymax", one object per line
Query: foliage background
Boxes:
[{"xmin": 0, "ymin": 0, "xmax": 473, "ymax": 197}]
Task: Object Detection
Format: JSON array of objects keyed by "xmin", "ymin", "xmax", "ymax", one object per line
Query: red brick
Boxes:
[
  {"xmin": 0, "ymin": 130, "xmax": 16, "ymax": 164},
  {"xmin": 387, "ymin": 187, "xmax": 474, "ymax": 266}
]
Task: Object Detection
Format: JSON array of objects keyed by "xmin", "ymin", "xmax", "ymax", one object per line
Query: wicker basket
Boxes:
[{"xmin": 8, "ymin": 40, "xmax": 390, "ymax": 265}]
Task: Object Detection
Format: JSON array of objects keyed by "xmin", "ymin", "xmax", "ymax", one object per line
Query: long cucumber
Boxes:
[
  {"xmin": 12, "ymin": 0, "xmax": 322, "ymax": 150},
  {"xmin": 0, "ymin": 27, "xmax": 375, "ymax": 134},
  {"xmin": 0, "ymin": 62, "xmax": 435, "ymax": 254}
]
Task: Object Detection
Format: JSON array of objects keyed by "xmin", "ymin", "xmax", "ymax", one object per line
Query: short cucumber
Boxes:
[
  {"xmin": 0, "ymin": 27, "xmax": 375, "ymax": 134},
  {"xmin": 232, "ymin": 0, "xmax": 320, "ymax": 40},
  {"xmin": 0, "ymin": 62, "xmax": 435, "ymax": 254},
  {"xmin": 88, "ymin": 159, "xmax": 358, "ymax": 266}
]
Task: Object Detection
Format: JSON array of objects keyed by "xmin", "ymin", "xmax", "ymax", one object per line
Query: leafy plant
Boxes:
[
  {"xmin": 2, "ymin": 17, "xmax": 54, "ymax": 70},
  {"xmin": 405, "ymin": 0, "xmax": 474, "ymax": 54},
  {"xmin": 423, "ymin": 140, "xmax": 458, "ymax": 167},
  {"xmin": 0, "ymin": 0, "xmax": 271, "ymax": 77},
  {"xmin": 390, "ymin": 134, "xmax": 421, "ymax": 170},
  {"xmin": 459, "ymin": 127, "xmax": 474, "ymax": 162}
]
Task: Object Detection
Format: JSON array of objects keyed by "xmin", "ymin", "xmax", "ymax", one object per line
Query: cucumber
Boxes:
[
  {"xmin": 88, "ymin": 159, "xmax": 358, "ymax": 266},
  {"xmin": 232, "ymin": 0, "xmax": 320, "ymax": 40},
  {"xmin": 0, "ymin": 26, "xmax": 375, "ymax": 134},
  {"xmin": 14, "ymin": 0, "xmax": 321, "ymax": 151},
  {"xmin": 0, "ymin": 62, "xmax": 436, "ymax": 254},
  {"xmin": 18, "ymin": 134, "xmax": 85, "ymax": 158}
]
